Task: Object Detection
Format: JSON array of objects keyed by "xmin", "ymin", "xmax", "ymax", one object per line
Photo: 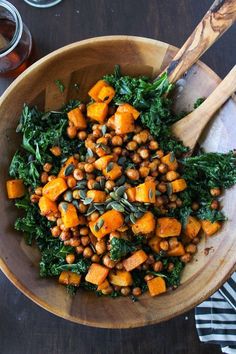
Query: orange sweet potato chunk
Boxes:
[
  {"xmin": 148, "ymin": 236, "xmax": 162, "ymax": 253},
  {"xmin": 156, "ymin": 217, "xmax": 182, "ymax": 237},
  {"xmin": 135, "ymin": 181, "xmax": 156, "ymax": 203},
  {"xmin": 114, "ymin": 112, "xmax": 135, "ymax": 135},
  {"xmin": 59, "ymin": 202, "xmax": 83, "ymax": 228},
  {"xmin": 89, "ymin": 210, "xmax": 124, "ymax": 239},
  {"xmin": 59, "ymin": 271, "xmax": 81, "ymax": 286},
  {"xmin": 117, "ymin": 103, "xmax": 140, "ymax": 119},
  {"xmin": 87, "ymin": 102, "xmax": 108, "ymax": 123},
  {"xmin": 201, "ymin": 220, "xmax": 221, "ymax": 236},
  {"xmin": 6, "ymin": 179, "xmax": 25, "ymax": 199},
  {"xmin": 103, "ymin": 162, "xmax": 122, "ymax": 180},
  {"xmin": 67, "ymin": 107, "xmax": 87, "ymax": 130},
  {"xmin": 94, "ymin": 155, "xmax": 114, "ymax": 170},
  {"xmin": 123, "ymin": 250, "xmax": 148, "ymax": 272},
  {"xmin": 98, "ymin": 86, "xmax": 116, "ymax": 104},
  {"xmin": 109, "ymin": 270, "xmax": 133, "ymax": 287},
  {"xmin": 39, "ymin": 196, "xmax": 58, "ymax": 216},
  {"xmin": 167, "ymin": 242, "xmax": 185, "ymax": 256},
  {"xmin": 87, "ymin": 190, "xmax": 107, "ymax": 203},
  {"xmin": 58, "ymin": 156, "xmax": 78, "ymax": 178},
  {"xmin": 161, "ymin": 153, "xmax": 178, "ymax": 171},
  {"xmin": 85, "ymin": 263, "xmax": 109, "ymax": 285},
  {"xmin": 126, "ymin": 187, "xmax": 136, "ymax": 202},
  {"xmin": 171, "ymin": 179, "xmax": 187, "ymax": 193},
  {"xmin": 185, "ymin": 216, "xmax": 201, "ymax": 239},
  {"xmin": 42, "ymin": 177, "xmax": 68, "ymax": 201},
  {"xmin": 88, "ymin": 80, "xmax": 108, "ymax": 101},
  {"xmin": 132, "ymin": 211, "xmax": 156, "ymax": 234},
  {"xmin": 147, "ymin": 276, "xmax": 166, "ymax": 297}
]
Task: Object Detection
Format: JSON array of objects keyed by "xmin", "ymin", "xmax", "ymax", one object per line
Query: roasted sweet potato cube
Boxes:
[
  {"xmin": 87, "ymin": 190, "xmax": 107, "ymax": 203},
  {"xmin": 171, "ymin": 179, "xmax": 187, "ymax": 193},
  {"xmin": 117, "ymin": 103, "xmax": 140, "ymax": 119},
  {"xmin": 6, "ymin": 179, "xmax": 25, "ymax": 199},
  {"xmin": 87, "ymin": 102, "xmax": 108, "ymax": 123},
  {"xmin": 94, "ymin": 155, "xmax": 114, "ymax": 170},
  {"xmin": 156, "ymin": 217, "xmax": 181, "ymax": 237},
  {"xmin": 97, "ymin": 279, "xmax": 110, "ymax": 291},
  {"xmin": 114, "ymin": 112, "xmax": 135, "ymax": 135},
  {"xmin": 167, "ymin": 242, "xmax": 185, "ymax": 256},
  {"xmin": 135, "ymin": 181, "xmax": 156, "ymax": 203},
  {"xmin": 185, "ymin": 216, "xmax": 201, "ymax": 239},
  {"xmin": 126, "ymin": 187, "xmax": 136, "ymax": 202},
  {"xmin": 89, "ymin": 210, "xmax": 124, "ymax": 239},
  {"xmin": 161, "ymin": 153, "xmax": 178, "ymax": 171},
  {"xmin": 147, "ymin": 277, "xmax": 166, "ymax": 297},
  {"xmin": 59, "ymin": 271, "xmax": 81, "ymax": 286},
  {"xmin": 85, "ymin": 263, "xmax": 109, "ymax": 285},
  {"xmin": 123, "ymin": 250, "xmax": 148, "ymax": 272},
  {"xmin": 132, "ymin": 212, "xmax": 156, "ymax": 234},
  {"xmin": 103, "ymin": 162, "xmax": 122, "ymax": 180},
  {"xmin": 98, "ymin": 85, "xmax": 115, "ymax": 104},
  {"xmin": 148, "ymin": 236, "xmax": 162, "ymax": 253},
  {"xmin": 88, "ymin": 80, "xmax": 108, "ymax": 101},
  {"xmin": 42, "ymin": 177, "xmax": 68, "ymax": 201},
  {"xmin": 107, "ymin": 115, "xmax": 115, "ymax": 129},
  {"xmin": 201, "ymin": 220, "xmax": 221, "ymax": 236},
  {"xmin": 58, "ymin": 156, "xmax": 78, "ymax": 178},
  {"xmin": 59, "ymin": 202, "xmax": 83, "ymax": 228},
  {"xmin": 39, "ymin": 196, "xmax": 58, "ymax": 216},
  {"xmin": 109, "ymin": 270, "xmax": 133, "ymax": 287},
  {"xmin": 67, "ymin": 107, "xmax": 87, "ymax": 130}
]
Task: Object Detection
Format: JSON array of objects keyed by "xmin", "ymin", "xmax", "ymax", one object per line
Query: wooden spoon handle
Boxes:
[
  {"xmin": 172, "ymin": 65, "xmax": 236, "ymax": 149},
  {"xmin": 164, "ymin": 0, "xmax": 236, "ymax": 83}
]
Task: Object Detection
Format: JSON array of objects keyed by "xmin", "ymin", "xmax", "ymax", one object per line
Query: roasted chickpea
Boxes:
[
  {"xmin": 67, "ymin": 125, "xmax": 77, "ymax": 139},
  {"xmin": 156, "ymin": 149, "xmax": 164, "ymax": 158},
  {"xmin": 43, "ymin": 162, "xmax": 52, "ymax": 172},
  {"xmin": 72, "ymin": 190, "xmax": 80, "ymax": 200},
  {"xmin": 93, "ymin": 129, "xmax": 102, "ymax": 138},
  {"xmin": 149, "ymin": 140, "xmax": 159, "ymax": 150},
  {"xmin": 91, "ymin": 254, "xmax": 100, "ymax": 263},
  {"xmin": 66, "ymin": 253, "xmax": 75, "ymax": 264},
  {"xmin": 111, "ymin": 135, "xmax": 123, "ymax": 146},
  {"xmin": 70, "ymin": 238, "xmax": 81, "ymax": 247},
  {"xmin": 132, "ymin": 153, "xmax": 142, "ymax": 164},
  {"xmin": 103, "ymin": 254, "xmax": 116, "ymax": 269},
  {"xmin": 77, "ymin": 162, "xmax": 85, "ymax": 170},
  {"xmin": 78, "ymin": 202, "xmax": 88, "ymax": 213},
  {"xmin": 121, "ymin": 149, "xmax": 128, "ymax": 157},
  {"xmin": 101, "ymin": 286, "xmax": 113, "ymax": 295},
  {"xmin": 185, "ymin": 244, "xmax": 197, "ymax": 254},
  {"xmin": 50, "ymin": 146, "xmax": 61, "ymax": 156},
  {"xmin": 166, "ymin": 171, "xmax": 179, "ymax": 181},
  {"xmin": 167, "ymin": 263, "xmax": 175, "ymax": 272},
  {"xmin": 113, "ymin": 147, "xmax": 122, "ymax": 155},
  {"xmin": 126, "ymin": 168, "xmax": 140, "ymax": 181},
  {"xmin": 158, "ymin": 163, "xmax": 168, "ymax": 174},
  {"xmin": 84, "ymin": 163, "xmax": 94, "ymax": 173},
  {"xmin": 67, "ymin": 176, "xmax": 77, "ymax": 188},
  {"xmin": 169, "ymin": 238, "xmax": 179, "ymax": 250},
  {"xmin": 95, "ymin": 240, "xmax": 107, "ymax": 255},
  {"xmin": 90, "ymin": 211, "xmax": 100, "ymax": 222},
  {"xmin": 121, "ymin": 287, "xmax": 131, "ymax": 296},
  {"xmin": 156, "ymin": 196, "xmax": 164, "ymax": 207},
  {"xmin": 57, "ymin": 218, "xmax": 63, "ymax": 227},
  {"xmin": 168, "ymin": 202, "xmax": 177, "ymax": 209},
  {"xmin": 79, "ymin": 103, "xmax": 86, "ymax": 112},
  {"xmin": 34, "ymin": 187, "xmax": 42, "ymax": 196},
  {"xmin": 176, "ymin": 198, "xmax": 183, "ymax": 207},
  {"xmin": 153, "ymin": 261, "xmax": 163, "ymax": 272},
  {"xmin": 83, "ymin": 247, "xmax": 93, "ymax": 258},
  {"xmin": 115, "ymin": 262, "xmax": 124, "ymax": 270},
  {"xmin": 77, "ymin": 130, "xmax": 87, "ymax": 140},
  {"xmin": 87, "ymin": 179, "xmax": 96, "ymax": 190},
  {"xmin": 92, "ymin": 123, "xmax": 99, "ymax": 131},
  {"xmin": 80, "ymin": 227, "xmax": 89, "ymax": 236},
  {"xmin": 132, "ymin": 287, "xmax": 142, "ymax": 297},
  {"xmin": 139, "ymin": 166, "xmax": 150, "ymax": 178},
  {"xmin": 160, "ymin": 240, "xmax": 169, "ymax": 251},
  {"xmin": 51, "ymin": 226, "xmax": 61, "ymax": 237},
  {"xmin": 151, "ymin": 171, "xmax": 159, "ymax": 177},
  {"xmin": 211, "ymin": 200, "xmax": 219, "ymax": 210},
  {"xmin": 149, "ymin": 160, "xmax": 159, "ymax": 172},
  {"xmin": 73, "ymin": 169, "xmax": 84, "ymax": 181},
  {"xmin": 81, "ymin": 237, "xmax": 90, "ymax": 247},
  {"xmin": 87, "ymin": 156, "xmax": 96, "ymax": 164},
  {"xmin": 210, "ymin": 187, "xmax": 221, "ymax": 197},
  {"xmin": 180, "ymin": 253, "xmax": 192, "ymax": 263},
  {"xmin": 48, "ymin": 175, "xmax": 57, "ymax": 182},
  {"xmin": 144, "ymin": 274, "xmax": 154, "ymax": 282},
  {"xmin": 109, "ymin": 231, "xmax": 121, "ymax": 240},
  {"xmin": 139, "ymin": 130, "xmax": 149, "ymax": 143},
  {"xmin": 133, "ymin": 134, "xmax": 142, "ymax": 144},
  {"xmin": 126, "ymin": 141, "xmax": 138, "ymax": 151},
  {"xmin": 192, "ymin": 237, "xmax": 200, "ymax": 245},
  {"xmin": 169, "ymin": 194, "xmax": 177, "ymax": 202},
  {"xmin": 191, "ymin": 202, "xmax": 199, "ymax": 211},
  {"xmin": 139, "ymin": 148, "xmax": 149, "ymax": 160},
  {"xmin": 30, "ymin": 194, "xmax": 40, "ymax": 203},
  {"xmin": 75, "ymin": 245, "xmax": 84, "ymax": 254},
  {"xmin": 158, "ymin": 182, "xmax": 167, "ymax": 193},
  {"xmin": 134, "ymin": 125, "xmax": 142, "ymax": 133},
  {"xmin": 40, "ymin": 172, "xmax": 48, "ymax": 184},
  {"xmin": 60, "ymin": 231, "xmax": 71, "ymax": 241}
]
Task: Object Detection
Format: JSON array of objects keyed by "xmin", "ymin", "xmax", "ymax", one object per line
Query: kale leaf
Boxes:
[{"xmin": 110, "ymin": 237, "xmax": 143, "ymax": 261}]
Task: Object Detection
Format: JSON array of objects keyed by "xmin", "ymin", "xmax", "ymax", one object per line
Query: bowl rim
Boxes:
[{"xmin": 1, "ymin": 35, "xmax": 235, "ymax": 328}]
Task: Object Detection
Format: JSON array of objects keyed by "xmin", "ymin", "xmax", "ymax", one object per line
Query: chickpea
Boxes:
[
  {"xmin": 48, "ymin": 175, "xmax": 57, "ymax": 182},
  {"xmin": 96, "ymin": 137, "xmax": 108, "ymax": 146},
  {"xmin": 66, "ymin": 253, "xmax": 75, "ymax": 264},
  {"xmin": 160, "ymin": 240, "xmax": 169, "ymax": 251},
  {"xmin": 90, "ymin": 211, "xmax": 100, "ymax": 222},
  {"xmin": 151, "ymin": 171, "xmax": 159, "ymax": 177},
  {"xmin": 77, "ymin": 162, "xmax": 85, "ymax": 170},
  {"xmin": 83, "ymin": 247, "xmax": 93, "ymax": 258},
  {"xmin": 155, "ymin": 149, "xmax": 164, "ymax": 158},
  {"xmin": 149, "ymin": 160, "xmax": 159, "ymax": 172},
  {"xmin": 109, "ymin": 231, "xmax": 121, "ymax": 240},
  {"xmin": 87, "ymin": 156, "xmax": 96, "ymax": 164},
  {"xmin": 126, "ymin": 168, "xmax": 140, "ymax": 181},
  {"xmin": 149, "ymin": 141, "xmax": 159, "ymax": 150},
  {"xmin": 121, "ymin": 287, "xmax": 131, "ymax": 296},
  {"xmin": 145, "ymin": 176, "xmax": 155, "ymax": 182},
  {"xmin": 50, "ymin": 146, "xmax": 61, "ymax": 156},
  {"xmin": 72, "ymin": 190, "xmax": 80, "ymax": 200},
  {"xmin": 80, "ymin": 227, "xmax": 89, "ymax": 236},
  {"xmin": 93, "ymin": 129, "xmax": 102, "ymax": 138},
  {"xmin": 176, "ymin": 198, "xmax": 183, "ymax": 207},
  {"xmin": 132, "ymin": 287, "xmax": 142, "ymax": 297},
  {"xmin": 156, "ymin": 196, "xmax": 164, "ymax": 207},
  {"xmin": 77, "ymin": 131, "xmax": 87, "ymax": 140},
  {"xmin": 79, "ymin": 103, "xmax": 86, "ymax": 112},
  {"xmin": 101, "ymin": 286, "xmax": 113, "ymax": 295},
  {"xmin": 139, "ymin": 166, "xmax": 150, "ymax": 178},
  {"xmin": 147, "ymin": 254, "xmax": 155, "ymax": 265},
  {"xmin": 211, "ymin": 200, "xmax": 219, "ymax": 210},
  {"xmin": 60, "ymin": 231, "xmax": 71, "ymax": 241},
  {"xmin": 139, "ymin": 148, "xmax": 149, "ymax": 160},
  {"xmin": 210, "ymin": 187, "xmax": 221, "ymax": 197},
  {"xmin": 43, "ymin": 162, "xmax": 52, "ymax": 172},
  {"xmin": 121, "ymin": 149, "xmax": 128, "ymax": 157},
  {"xmin": 40, "ymin": 172, "xmax": 48, "ymax": 184},
  {"xmin": 95, "ymin": 240, "xmax": 107, "ymax": 255},
  {"xmin": 73, "ymin": 169, "xmax": 84, "ymax": 181},
  {"xmin": 51, "ymin": 226, "xmax": 61, "ymax": 237},
  {"xmin": 115, "ymin": 262, "xmax": 124, "ymax": 270},
  {"xmin": 112, "ymin": 147, "xmax": 122, "ymax": 156},
  {"xmin": 139, "ymin": 130, "xmax": 149, "ymax": 143},
  {"xmin": 158, "ymin": 163, "xmax": 168, "ymax": 174},
  {"xmin": 144, "ymin": 274, "xmax": 154, "ymax": 282},
  {"xmin": 35, "ymin": 187, "xmax": 43, "ymax": 196},
  {"xmin": 158, "ymin": 182, "xmax": 167, "ymax": 193},
  {"xmin": 185, "ymin": 244, "xmax": 197, "ymax": 254},
  {"xmin": 74, "ymin": 153, "xmax": 80, "ymax": 160},
  {"xmin": 87, "ymin": 179, "xmax": 96, "ymax": 190},
  {"xmin": 65, "ymin": 176, "xmax": 76, "ymax": 189},
  {"xmin": 64, "ymin": 240, "xmax": 71, "ymax": 246},
  {"xmin": 168, "ymin": 263, "xmax": 175, "ymax": 272},
  {"xmin": 133, "ymin": 134, "xmax": 142, "ymax": 144},
  {"xmin": 192, "ymin": 237, "xmax": 200, "ymax": 245},
  {"xmin": 76, "ymin": 245, "xmax": 84, "ymax": 254},
  {"xmin": 191, "ymin": 202, "xmax": 199, "ymax": 211},
  {"xmin": 60, "ymin": 224, "xmax": 69, "ymax": 231},
  {"xmin": 169, "ymin": 238, "xmax": 179, "ymax": 250},
  {"xmin": 91, "ymin": 254, "xmax": 100, "ymax": 263},
  {"xmin": 30, "ymin": 194, "xmax": 40, "ymax": 203},
  {"xmin": 57, "ymin": 218, "xmax": 63, "ymax": 227},
  {"xmin": 111, "ymin": 135, "xmax": 123, "ymax": 146},
  {"xmin": 72, "ymin": 230, "xmax": 80, "ymax": 238},
  {"xmin": 78, "ymin": 202, "xmax": 88, "ymax": 213},
  {"xmin": 132, "ymin": 153, "xmax": 141, "ymax": 164},
  {"xmin": 70, "ymin": 238, "xmax": 81, "ymax": 247},
  {"xmin": 168, "ymin": 202, "xmax": 177, "ymax": 209},
  {"xmin": 67, "ymin": 125, "xmax": 77, "ymax": 139},
  {"xmin": 169, "ymin": 194, "xmax": 177, "ymax": 202},
  {"xmin": 134, "ymin": 125, "xmax": 142, "ymax": 133},
  {"xmin": 126, "ymin": 141, "xmax": 138, "ymax": 151},
  {"xmin": 84, "ymin": 163, "xmax": 94, "ymax": 173},
  {"xmin": 166, "ymin": 171, "xmax": 179, "ymax": 181},
  {"xmin": 92, "ymin": 124, "xmax": 99, "ymax": 131},
  {"xmin": 103, "ymin": 254, "xmax": 116, "ymax": 269},
  {"xmin": 86, "ymin": 173, "xmax": 96, "ymax": 180},
  {"xmin": 80, "ymin": 236, "xmax": 89, "ymax": 246},
  {"xmin": 153, "ymin": 261, "xmax": 163, "ymax": 272},
  {"xmin": 180, "ymin": 253, "xmax": 192, "ymax": 263}
]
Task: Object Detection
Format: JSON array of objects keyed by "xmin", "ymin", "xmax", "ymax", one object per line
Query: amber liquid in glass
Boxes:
[{"xmin": 0, "ymin": 19, "xmax": 33, "ymax": 77}]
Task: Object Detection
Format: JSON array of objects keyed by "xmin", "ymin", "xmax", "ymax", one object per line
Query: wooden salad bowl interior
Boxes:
[{"xmin": 0, "ymin": 36, "xmax": 236, "ymax": 328}]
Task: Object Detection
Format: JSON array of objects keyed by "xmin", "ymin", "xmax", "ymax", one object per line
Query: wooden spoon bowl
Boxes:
[{"xmin": 0, "ymin": 36, "xmax": 235, "ymax": 328}]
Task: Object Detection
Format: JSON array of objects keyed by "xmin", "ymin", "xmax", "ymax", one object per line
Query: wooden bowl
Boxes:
[{"xmin": 0, "ymin": 36, "xmax": 236, "ymax": 328}]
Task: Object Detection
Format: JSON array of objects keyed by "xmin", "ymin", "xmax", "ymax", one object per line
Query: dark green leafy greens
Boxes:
[{"xmin": 110, "ymin": 237, "xmax": 143, "ymax": 261}]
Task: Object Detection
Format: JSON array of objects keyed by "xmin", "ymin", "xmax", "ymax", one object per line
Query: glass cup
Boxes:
[
  {"xmin": 0, "ymin": 0, "xmax": 32, "ymax": 77},
  {"xmin": 24, "ymin": 0, "xmax": 62, "ymax": 8}
]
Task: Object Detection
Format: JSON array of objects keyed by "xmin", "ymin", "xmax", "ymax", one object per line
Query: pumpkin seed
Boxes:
[
  {"xmin": 95, "ymin": 218, "xmax": 104, "ymax": 231},
  {"xmin": 83, "ymin": 197, "xmax": 93, "ymax": 205},
  {"xmin": 64, "ymin": 191, "xmax": 73, "ymax": 202},
  {"xmin": 93, "ymin": 182, "xmax": 101, "ymax": 190},
  {"xmin": 115, "ymin": 185, "xmax": 126, "ymax": 197},
  {"xmin": 65, "ymin": 163, "xmax": 75, "ymax": 176},
  {"xmin": 85, "ymin": 204, "xmax": 96, "ymax": 216},
  {"xmin": 134, "ymin": 211, "xmax": 144, "ymax": 219},
  {"xmin": 99, "ymin": 178, "xmax": 106, "ymax": 189},
  {"xmin": 79, "ymin": 190, "xmax": 87, "ymax": 199},
  {"xmin": 72, "ymin": 200, "xmax": 80, "ymax": 210},
  {"xmin": 76, "ymin": 180, "xmax": 87, "ymax": 189},
  {"xmin": 110, "ymin": 192, "xmax": 119, "ymax": 200},
  {"xmin": 123, "ymin": 192, "xmax": 128, "ymax": 200},
  {"xmin": 87, "ymin": 148, "xmax": 94, "ymax": 157},
  {"xmin": 101, "ymin": 125, "xmax": 107, "ymax": 136},
  {"xmin": 110, "ymin": 202, "xmax": 125, "ymax": 212},
  {"xmin": 170, "ymin": 151, "xmax": 175, "ymax": 163},
  {"xmin": 167, "ymin": 183, "xmax": 173, "ymax": 196},
  {"xmin": 116, "ymin": 175, "xmax": 126, "ymax": 186},
  {"xmin": 125, "ymin": 215, "xmax": 131, "ymax": 224},
  {"xmin": 156, "ymin": 190, "xmax": 162, "ymax": 196},
  {"xmin": 130, "ymin": 213, "xmax": 137, "ymax": 224},
  {"xmin": 148, "ymin": 188, "xmax": 154, "ymax": 200},
  {"xmin": 94, "ymin": 204, "xmax": 105, "ymax": 211},
  {"xmin": 121, "ymin": 199, "xmax": 136, "ymax": 212},
  {"xmin": 118, "ymin": 156, "xmax": 126, "ymax": 165},
  {"xmin": 106, "ymin": 161, "xmax": 114, "ymax": 173},
  {"xmin": 59, "ymin": 202, "xmax": 68, "ymax": 212}
]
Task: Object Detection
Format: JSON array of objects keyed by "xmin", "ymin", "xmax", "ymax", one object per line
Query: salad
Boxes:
[{"xmin": 6, "ymin": 66, "xmax": 236, "ymax": 300}]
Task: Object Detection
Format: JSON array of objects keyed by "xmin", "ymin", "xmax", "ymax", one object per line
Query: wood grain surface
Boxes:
[{"xmin": 1, "ymin": 0, "xmax": 236, "ymax": 353}]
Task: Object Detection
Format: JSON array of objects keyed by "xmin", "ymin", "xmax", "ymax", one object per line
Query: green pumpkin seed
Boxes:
[
  {"xmin": 83, "ymin": 197, "xmax": 93, "ymax": 205},
  {"xmin": 118, "ymin": 156, "xmax": 126, "ymax": 165},
  {"xmin": 149, "ymin": 188, "xmax": 154, "ymax": 200},
  {"xmin": 76, "ymin": 180, "xmax": 87, "ymax": 189},
  {"xmin": 156, "ymin": 190, "xmax": 162, "ymax": 196},
  {"xmin": 95, "ymin": 218, "xmax": 104, "ymax": 231},
  {"xmin": 115, "ymin": 185, "xmax": 126, "ymax": 197},
  {"xmin": 87, "ymin": 148, "xmax": 94, "ymax": 157},
  {"xmin": 59, "ymin": 202, "xmax": 68, "ymax": 212},
  {"xmin": 65, "ymin": 163, "xmax": 75, "ymax": 176},
  {"xmin": 116, "ymin": 175, "xmax": 126, "ymax": 186},
  {"xmin": 110, "ymin": 192, "xmax": 119, "ymax": 200},
  {"xmin": 101, "ymin": 125, "xmax": 107, "ymax": 136},
  {"xmin": 64, "ymin": 191, "xmax": 73, "ymax": 202},
  {"xmin": 130, "ymin": 213, "xmax": 137, "ymax": 224},
  {"xmin": 85, "ymin": 205, "xmax": 96, "ymax": 216},
  {"xmin": 94, "ymin": 204, "xmax": 105, "ymax": 211},
  {"xmin": 72, "ymin": 200, "xmax": 80, "ymax": 209},
  {"xmin": 110, "ymin": 202, "xmax": 125, "ymax": 212},
  {"xmin": 134, "ymin": 211, "xmax": 144, "ymax": 219},
  {"xmin": 99, "ymin": 178, "xmax": 106, "ymax": 189},
  {"xmin": 93, "ymin": 182, "xmax": 101, "ymax": 190},
  {"xmin": 106, "ymin": 161, "xmax": 114, "ymax": 173},
  {"xmin": 170, "ymin": 151, "xmax": 175, "ymax": 163},
  {"xmin": 125, "ymin": 215, "xmax": 131, "ymax": 224},
  {"xmin": 79, "ymin": 190, "xmax": 87, "ymax": 199},
  {"xmin": 167, "ymin": 183, "xmax": 173, "ymax": 196}
]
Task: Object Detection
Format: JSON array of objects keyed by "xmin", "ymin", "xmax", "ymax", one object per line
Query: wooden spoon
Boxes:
[
  {"xmin": 161, "ymin": 0, "xmax": 236, "ymax": 83},
  {"xmin": 171, "ymin": 65, "xmax": 236, "ymax": 150}
]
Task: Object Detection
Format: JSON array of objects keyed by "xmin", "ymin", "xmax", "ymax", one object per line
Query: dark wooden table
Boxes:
[{"xmin": 1, "ymin": 1, "xmax": 235, "ymax": 353}]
